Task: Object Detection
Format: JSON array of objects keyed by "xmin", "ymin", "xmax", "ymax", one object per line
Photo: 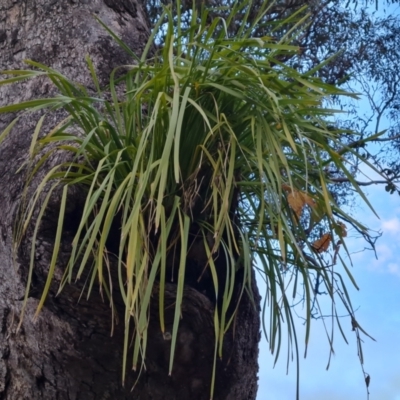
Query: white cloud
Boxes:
[
  {"xmin": 387, "ymin": 263, "xmax": 400, "ymax": 277},
  {"xmin": 375, "ymin": 243, "xmax": 393, "ymax": 260},
  {"xmin": 381, "ymin": 217, "xmax": 400, "ymax": 235}
]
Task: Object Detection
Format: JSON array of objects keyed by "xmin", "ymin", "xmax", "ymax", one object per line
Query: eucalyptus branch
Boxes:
[
  {"xmin": 329, "ymin": 177, "xmax": 398, "ymax": 187},
  {"xmin": 336, "ymin": 137, "xmax": 370, "ymax": 156},
  {"xmin": 368, "ymin": 133, "xmax": 400, "ymax": 142}
]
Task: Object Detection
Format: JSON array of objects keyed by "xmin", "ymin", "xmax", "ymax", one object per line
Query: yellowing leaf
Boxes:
[
  {"xmin": 335, "ymin": 221, "xmax": 347, "ymax": 237},
  {"xmin": 311, "ymin": 233, "xmax": 331, "ymax": 253}
]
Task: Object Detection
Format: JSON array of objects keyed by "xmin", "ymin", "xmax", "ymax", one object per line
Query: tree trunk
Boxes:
[{"xmin": 0, "ymin": 1, "xmax": 260, "ymax": 399}]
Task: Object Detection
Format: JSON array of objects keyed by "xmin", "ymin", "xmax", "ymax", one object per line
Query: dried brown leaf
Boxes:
[
  {"xmin": 287, "ymin": 192, "xmax": 304, "ymax": 217},
  {"xmin": 283, "ymin": 185, "xmax": 316, "ymax": 218},
  {"xmin": 311, "ymin": 233, "xmax": 331, "ymax": 253}
]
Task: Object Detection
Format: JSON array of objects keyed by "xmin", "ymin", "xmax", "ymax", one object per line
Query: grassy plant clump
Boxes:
[{"xmin": 0, "ymin": 1, "xmax": 378, "ymax": 397}]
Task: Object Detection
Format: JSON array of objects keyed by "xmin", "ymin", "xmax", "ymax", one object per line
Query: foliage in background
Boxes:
[{"xmin": 0, "ymin": 0, "xmax": 384, "ymax": 398}]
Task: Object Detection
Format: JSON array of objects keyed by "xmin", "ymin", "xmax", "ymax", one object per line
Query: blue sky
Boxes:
[
  {"xmin": 256, "ymin": 3, "xmax": 400, "ymax": 398},
  {"xmin": 257, "ymin": 181, "xmax": 400, "ymax": 399}
]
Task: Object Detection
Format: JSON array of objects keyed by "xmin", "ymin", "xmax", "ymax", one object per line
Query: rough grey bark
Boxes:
[{"xmin": 0, "ymin": 1, "xmax": 260, "ymax": 399}]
